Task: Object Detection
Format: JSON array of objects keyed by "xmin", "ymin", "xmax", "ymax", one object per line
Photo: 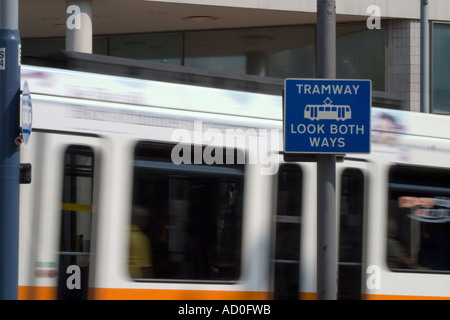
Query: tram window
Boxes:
[
  {"xmin": 338, "ymin": 168, "xmax": 364, "ymax": 300},
  {"xmin": 388, "ymin": 165, "xmax": 450, "ymax": 272},
  {"xmin": 129, "ymin": 142, "xmax": 244, "ymax": 282},
  {"xmin": 273, "ymin": 164, "xmax": 302, "ymax": 300},
  {"xmin": 58, "ymin": 145, "xmax": 94, "ymax": 300}
]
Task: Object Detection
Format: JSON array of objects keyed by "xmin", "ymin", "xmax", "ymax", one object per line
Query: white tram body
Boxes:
[{"xmin": 18, "ymin": 58, "xmax": 450, "ymax": 300}]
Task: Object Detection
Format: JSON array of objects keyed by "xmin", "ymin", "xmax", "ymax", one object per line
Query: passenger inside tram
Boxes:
[
  {"xmin": 387, "ymin": 217, "xmax": 428, "ymax": 270},
  {"xmin": 129, "ymin": 205, "xmax": 154, "ymax": 279}
]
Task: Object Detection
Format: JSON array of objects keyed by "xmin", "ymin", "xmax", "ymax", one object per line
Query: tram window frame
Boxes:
[
  {"xmin": 128, "ymin": 142, "xmax": 245, "ymax": 283},
  {"xmin": 387, "ymin": 164, "xmax": 450, "ymax": 273},
  {"xmin": 57, "ymin": 145, "xmax": 95, "ymax": 300},
  {"xmin": 338, "ymin": 168, "xmax": 365, "ymax": 300},
  {"xmin": 273, "ymin": 163, "xmax": 302, "ymax": 300}
]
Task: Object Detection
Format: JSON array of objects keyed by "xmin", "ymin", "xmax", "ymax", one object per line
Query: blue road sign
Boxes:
[
  {"xmin": 284, "ymin": 78, "xmax": 371, "ymax": 154},
  {"xmin": 21, "ymin": 81, "xmax": 32, "ymax": 144}
]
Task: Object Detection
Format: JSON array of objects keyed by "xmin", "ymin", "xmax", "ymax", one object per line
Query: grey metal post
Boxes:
[
  {"xmin": 316, "ymin": 0, "xmax": 337, "ymax": 300},
  {"xmin": 66, "ymin": 0, "xmax": 93, "ymax": 53},
  {"xmin": 0, "ymin": 0, "xmax": 21, "ymax": 300},
  {"xmin": 420, "ymin": 0, "xmax": 429, "ymax": 113}
]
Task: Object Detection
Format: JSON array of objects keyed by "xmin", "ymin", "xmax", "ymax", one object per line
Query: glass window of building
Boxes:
[
  {"xmin": 108, "ymin": 33, "xmax": 181, "ymax": 65},
  {"xmin": 22, "ymin": 23, "xmax": 386, "ymax": 90},
  {"xmin": 22, "ymin": 36, "xmax": 108, "ymax": 56},
  {"xmin": 22, "ymin": 38, "xmax": 65, "ymax": 57},
  {"xmin": 184, "ymin": 26, "xmax": 315, "ymax": 78},
  {"xmin": 432, "ymin": 23, "xmax": 450, "ymax": 113},
  {"xmin": 336, "ymin": 24, "xmax": 386, "ymax": 92}
]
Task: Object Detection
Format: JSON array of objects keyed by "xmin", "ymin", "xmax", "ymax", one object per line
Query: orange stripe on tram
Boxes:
[{"xmin": 19, "ymin": 286, "xmax": 270, "ymax": 300}]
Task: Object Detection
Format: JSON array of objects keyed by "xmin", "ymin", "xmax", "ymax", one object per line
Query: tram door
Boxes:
[
  {"xmin": 56, "ymin": 145, "xmax": 95, "ymax": 300},
  {"xmin": 338, "ymin": 168, "xmax": 365, "ymax": 299},
  {"xmin": 273, "ymin": 164, "xmax": 302, "ymax": 299}
]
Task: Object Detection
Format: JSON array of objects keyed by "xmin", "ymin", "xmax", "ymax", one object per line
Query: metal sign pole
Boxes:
[
  {"xmin": 420, "ymin": 0, "xmax": 429, "ymax": 113},
  {"xmin": 316, "ymin": 0, "xmax": 337, "ymax": 300},
  {"xmin": 0, "ymin": 0, "xmax": 21, "ymax": 300}
]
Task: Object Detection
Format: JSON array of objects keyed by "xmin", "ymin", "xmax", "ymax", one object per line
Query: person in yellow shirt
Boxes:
[{"xmin": 129, "ymin": 205, "xmax": 154, "ymax": 279}]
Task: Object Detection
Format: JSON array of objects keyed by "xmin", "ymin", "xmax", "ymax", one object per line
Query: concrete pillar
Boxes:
[{"xmin": 66, "ymin": 0, "xmax": 93, "ymax": 53}]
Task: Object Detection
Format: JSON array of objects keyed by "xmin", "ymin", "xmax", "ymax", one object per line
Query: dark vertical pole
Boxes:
[
  {"xmin": 0, "ymin": 0, "xmax": 21, "ymax": 300},
  {"xmin": 316, "ymin": 0, "xmax": 337, "ymax": 300},
  {"xmin": 420, "ymin": 0, "xmax": 429, "ymax": 113}
]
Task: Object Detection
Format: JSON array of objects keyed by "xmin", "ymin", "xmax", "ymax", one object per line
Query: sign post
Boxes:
[
  {"xmin": 0, "ymin": 0, "xmax": 21, "ymax": 300},
  {"xmin": 283, "ymin": 1, "xmax": 371, "ymax": 300},
  {"xmin": 283, "ymin": 78, "xmax": 371, "ymax": 299},
  {"xmin": 315, "ymin": 0, "xmax": 337, "ymax": 300}
]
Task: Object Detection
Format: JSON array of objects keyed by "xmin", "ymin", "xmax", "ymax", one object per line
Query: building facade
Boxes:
[{"xmin": 19, "ymin": 0, "xmax": 450, "ymax": 113}]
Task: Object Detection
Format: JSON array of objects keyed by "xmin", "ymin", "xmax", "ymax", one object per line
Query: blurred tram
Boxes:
[{"xmin": 18, "ymin": 53, "xmax": 450, "ymax": 300}]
